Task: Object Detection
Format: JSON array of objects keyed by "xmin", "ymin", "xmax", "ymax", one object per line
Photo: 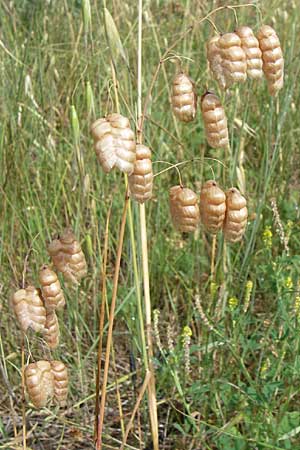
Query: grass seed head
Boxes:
[
  {"xmin": 91, "ymin": 113, "xmax": 136, "ymax": 174},
  {"xmin": 44, "ymin": 311, "xmax": 60, "ymax": 349},
  {"xmin": 128, "ymin": 144, "xmax": 153, "ymax": 203},
  {"xmin": 25, "ymin": 360, "xmax": 54, "ymax": 408},
  {"xmin": 169, "ymin": 185, "xmax": 200, "ymax": 233},
  {"xmin": 12, "ymin": 286, "xmax": 46, "ymax": 333},
  {"xmin": 224, "ymin": 187, "xmax": 248, "ymax": 243},
  {"xmin": 235, "ymin": 26, "xmax": 263, "ymax": 79},
  {"xmin": 257, "ymin": 25, "xmax": 284, "ymax": 96},
  {"xmin": 50, "ymin": 360, "xmax": 68, "ymax": 406},
  {"xmin": 200, "ymin": 180, "xmax": 226, "ymax": 234},
  {"xmin": 201, "ymin": 92, "xmax": 229, "ymax": 149},
  {"xmin": 218, "ymin": 32, "xmax": 247, "ymax": 86},
  {"xmin": 39, "ymin": 265, "xmax": 65, "ymax": 311},
  {"xmin": 206, "ymin": 36, "xmax": 227, "ymax": 90},
  {"xmin": 171, "ymin": 72, "xmax": 197, "ymax": 122}
]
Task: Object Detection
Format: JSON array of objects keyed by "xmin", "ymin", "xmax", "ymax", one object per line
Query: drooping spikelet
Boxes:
[
  {"xmin": 169, "ymin": 186, "xmax": 200, "ymax": 232},
  {"xmin": 206, "ymin": 36, "xmax": 226, "ymax": 90},
  {"xmin": 201, "ymin": 92, "xmax": 229, "ymax": 149},
  {"xmin": 171, "ymin": 72, "xmax": 197, "ymax": 122},
  {"xmin": 48, "ymin": 229, "xmax": 87, "ymax": 285},
  {"xmin": 50, "ymin": 361, "xmax": 68, "ymax": 406},
  {"xmin": 39, "ymin": 265, "xmax": 65, "ymax": 311},
  {"xmin": 218, "ymin": 33, "xmax": 247, "ymax": 86},
  {"xmin": 91, "ymin": 113, "xmax": 136, "ymax": 174},
  {"xmin": 224, "ymin": 188, "xmax": 248, "ymax": 243},
  {"xmin": 200, "ymin": 180, "xmax": 226, "ymax": 234},
  {"xmin": 257, "ymin": 25, "xmax": 284, "ymax": 96},
  {"xmin": 12, "ymin": 286, "xmax": 46, "ymax": 333},
  {"xmin": 128, "ymin": 144, "xmax": 153, "ymax": 203},
  {"xmin": 25, "ymin": 360, "xmax": 54, "ymax": 408},
  {"xmin": 235, "ymin": 26, "xmax": 263, "ymax": 79},
  {"xmin": 44, "ymin": 311, "xmax": 60, "ymax": 349}
]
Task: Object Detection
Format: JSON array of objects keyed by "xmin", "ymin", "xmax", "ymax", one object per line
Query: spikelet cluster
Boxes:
[
  {"xmin": 201, "ymin": 92, "xmax": 229, "ymax": 149},
  {"xmin": 25, "ymin": 360, "xmax": 68, "ymax": 408},
  {"xmin": 200, "ymin": 180, "xmax": 226, "ymax": 234},
  {"xmin": 128, "ymin": 144, "xmax": 153, "ymax": 203},
  {"xmin": 91, "ymin": 113, "xmax": 136, "ymax": 174},
  {"xmin": 48, "ymin": 228, "xmax": 87, "ymax": 285},
  {"xmin": 44, "ymin": 311, "xmax": 60, "ymax": 349},
  {"xmin": 257, "ymin": 25, "xmax": 284, "ymax": 96},
  {"xmin": 12, "ymin": 286, "xmax": 46, "ymax": 333},
  {"xmin": 206, "ymin": 25, "xmax": 283, "ymax": 95},
  {"xmin": 224, "ymin": 188, "xmax": 248, "ymax": 243},
  {"xmin": 169, "ymin": 186, "xmax": 200, "ymax": 232},
  {"xmin": 171, "ymin": 72, "xmax": 197, "ymax": 123}
]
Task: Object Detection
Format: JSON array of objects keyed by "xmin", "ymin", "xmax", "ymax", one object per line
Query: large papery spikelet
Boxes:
[
  {"xmin": 91, "ymin": 113, "xmax": 136, "ymax": 174},
  {"xmin": 218, "ymin": 33, "xmax": 247, "ymax": 86},
  {"xmin": 206, "ymin": 36, "xmax": 226, "ymax": 90},
  {"xmin": 171, "ymin": 72, "xmax": 197, "ymax": 122},
  {"xmin": 48, "ymin": 229, "xmax": 87, "ymax": 285},
  {"xmin": 44, "ymin": 311, "xmax": 60, "ymax": 349},
  {"xmin": 257, "ymin": 25, "xmax": 284, "ymax": 96},
  {"xmin": 201, "ymin": 92, "xmax": 229, "ymax": 149},
  {"xmin": 200, "ymin": 180, "xmax": 226, "ymax": 234},
  {"xmin": 50, "ymin": 361, "xmax": 68, "ymax": 406},
  {"xmin": 224, "ymin": 187, "xmax": 248, "ymax": 243},
  {"xmin": 39, "ymin": 265, "xmax": 65, "ymax": 311},
  {"xmin": 25, "ymin": 360, "xmax": 54, "ymax": 408},
  {"xmin": 12, "ymin": 286, "xmax": 46, "ymax": 333},
  {"xmin": 235, "ymin": 26, "xmax": 263, "ymax": 79},
  {"xmin": 128, "ymin": 144, "xmax": 153, "ymax": 203},
  {"xmin": 169, "ymin": 186, "xmax": 200, "ymax": 232}
]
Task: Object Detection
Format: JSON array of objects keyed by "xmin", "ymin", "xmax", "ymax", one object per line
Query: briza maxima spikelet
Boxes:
[
  {"xmin": 12, "ymin": 286, "xmax": 46, "ymax": 333},
  {"xmin": 51, "ymin": 361, "xmax": 68, "ymax": 406},
  {"xmin": 235, "ymin": 26, "xmax": 263, "ymax": 79},
  {"xmin": 257, "ymin": 25, "xmax": 284, "ymax": 96},
  {"xmin": 44, "ymin": 311, "xmax": 60, "ymax": 349},
  {"xmin": 91, "ymin": 113, "xmax": 136, "ymax": 174},
  {"xmin": 224, "ymin": 187, "xmax": 248, "ymax": 243},
  {"xmin": 39, "ymin": 266, "xmax": 65, "ymax": 311},
  {"xmin": 200, "ymin": 180, "xmax": 226, "ymax": 234},
  {"xmin": 25, "ymin": 361, "xmax": 54, "ymax": 408},
  {"xmin": 201, "ymin": 92, "xmax": 229, "ymax": 149},
  {"xmin": 171, "ymin": 72, "xmax": 197, "ymax": 122},
  {"xmin": 169, "ymin": 186, "xmax": 200, "ymax": 232},
  {"xmin": 218, "ymin": 33, "xmax": 247, "ymax": 86},
  {"xmin": 206, "ymin": 36, "xmax": 226, "ymax": 90},
  {"xmin": 128, "ymin": 144, "xmax": 153, "ymax": 203},
  {"xmin": 48, "ymin": 229, "xmax": 87, "ymax": 285}
]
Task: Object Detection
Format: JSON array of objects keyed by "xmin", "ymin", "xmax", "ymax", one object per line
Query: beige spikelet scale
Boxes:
[
  {"xmin": 48, "ymin": 229, "xmax": 87, "ymax": 285},
  {"xmin": 218, "ymin": 33, "xmax": 247, "ymax": 86},
  {"xmin": 257, "ymin": 25, "xmax": 284, "ymax": 96},
  {"xmin": 91, "ymin": 113, "xmax": 136, "ymax": 174},
  {"xmin": 235, "ymin": 26, "xmax": 263, "ymax": 79},
  {"xmin": 171, "ymin": 73, "xmax": 197, "ymax": 123},
  {"xmin": 206, "ymin": 36, "xmax": 226, "ymax": 90},
  {"xmin": 12, "ymin": 286, "xmax": 46, "ymax": 333},
  {"xmin": 200, "ymin": 180, "xmax": 226, "ymax": 234},
  {"xmin": 169, "ymin": 186, "xmax": 200, "ymax": 233},
  {"xmin": 51, "ymin": 361, "xmax": 68, "ymax": 406},
  {"xmin": 25, "ymin": 360, "xmax": 54, "ymax": 408},
  {"xmin": 44, "ymin": 311, "xmax": 60, "ymax": 349},
  {"xmin": 201, "ymin": 92, "xmax": 229, "ymax": 149},
  {"xmin": 224, "ymin": 187, "xmax": 248, "ymax": 243},
  {"xmin": 39, "ymin": 266, "xmax": 65, "ymax": 311},
  {"xmin": 128, "ymin": 144, "xmax": 153, "ymax": 203}
]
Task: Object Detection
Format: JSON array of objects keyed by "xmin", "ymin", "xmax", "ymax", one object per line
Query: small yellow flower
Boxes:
[
  {"xmin": 182, "ymin": 325, "xmax": 192, "ymax": 338},
  {"xmin": 228, "ymin": 296, "xmax": 238, "ymax": 311},
  {"xmin": 260, "ymin": 358, "xmax": 270, "ymax": 379},
  {"xmin": 294, "ymin": 296, "xmax": 300, "ymax": 319},
  {"xmin": 285, "ymin": 276, "xmax": 293, "ymax": 289},
  {"xmin": 262, "ymin": 226, "xmax": 272, "ymax": 249},
  {"xmin": 210, "ymin": 281, "xmax": 217, "ymax": 298}
]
